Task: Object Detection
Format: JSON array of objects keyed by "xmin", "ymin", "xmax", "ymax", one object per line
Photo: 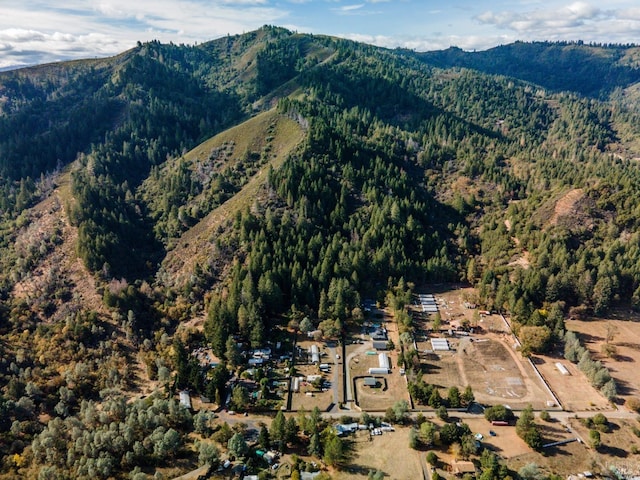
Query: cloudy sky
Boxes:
[{"xmin": 1, "ymin": 0, "xmax": 639, "ymax": 70}]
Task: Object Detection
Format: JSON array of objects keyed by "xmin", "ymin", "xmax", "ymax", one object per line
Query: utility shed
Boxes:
[
  {"xmin": 368, "ymin": 367, "xmax": 390, "ymax": 375},
  {"xmin": 301, "ymin": 472, "xmax": 321, "ymax": 480},
  {"xmin": 372, "ymin": 340, "xmax": 388, "ymax": 350},
  {"xmin": 555, "ymin": 362, "xmax": 570, "ymax": 375},
  {"xmin": 364, "ymin": 377, "xmax": 377, "ymax": 387},
  {"xmin": 452, "ymin": 461, "xmax": 476, "ymax": 476}
]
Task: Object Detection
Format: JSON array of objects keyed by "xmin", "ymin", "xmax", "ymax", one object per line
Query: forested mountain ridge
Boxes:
[
  {"xmin": 416, "ymin": 41, "xmax": 640, "ymax": 99},
  {"xmin": 2, "ymin": 26, "xmax": 640, "ymax": 478}
]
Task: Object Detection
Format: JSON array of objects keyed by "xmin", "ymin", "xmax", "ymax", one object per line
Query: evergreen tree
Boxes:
[
  {"xmin": 308, "ymin": 432, "xmax": 322, "ymax": 457},
  {"xmin": 228, "ymin": 432, "xmax": 249, "ymax": 458},
  {"xmin": 270, "ymin": 410, "xmax": 286, "ymax": 450},
  {"xmin": 258, "ymin": 425, "xmax": 270, "ymax": 450}
]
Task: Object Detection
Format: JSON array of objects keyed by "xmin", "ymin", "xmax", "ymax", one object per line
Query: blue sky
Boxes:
[{"xmin": 1, "ymin": 1, "xmax": 639, "ymax": 69}]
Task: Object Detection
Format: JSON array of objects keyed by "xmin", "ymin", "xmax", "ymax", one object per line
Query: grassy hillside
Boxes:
[{"xmin": 157, "ymin": 108, "xmax": 306, "ymax": 286}]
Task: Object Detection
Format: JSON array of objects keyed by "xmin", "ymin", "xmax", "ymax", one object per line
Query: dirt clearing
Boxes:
[{"xmin": 566, "ymin": 318, "xmax": 640, "ymax": 405}]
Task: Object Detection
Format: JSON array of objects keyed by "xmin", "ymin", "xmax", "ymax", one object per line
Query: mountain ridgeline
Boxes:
[{"xmin": 2, "ymin": 26, "xmax": 640, "ymax": 477}]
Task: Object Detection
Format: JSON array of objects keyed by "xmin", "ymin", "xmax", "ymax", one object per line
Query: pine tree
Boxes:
[
  {"xmin": 258, "ymin": 425, "xmax": 270, "ymax": 450},
  {"xmin": 308, "ymin": 432, "xmax": 321, "ymax": 457},
  {"xmin": 270, "ymin": 410, "xmax": 286, "ymax": 449}
]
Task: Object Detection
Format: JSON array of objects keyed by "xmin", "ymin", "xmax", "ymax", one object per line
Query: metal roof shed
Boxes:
[
  {"xmin": 310, "ymin": 344, "xmax": 320, "ymax": 364},
  {"xmin": 430, "ymin": 338, "xmax": 450, "ymax": 351},
  {"xmin": 378, "ymin": 352, "xmax": 390, "ymax": 370},
  {"xmin": 364, "ymin": 377, "xmax": 377, "ymax": 387}
]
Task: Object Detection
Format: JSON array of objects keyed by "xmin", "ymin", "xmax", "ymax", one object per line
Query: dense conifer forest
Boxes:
[{"xmin": 1, "ymin": 26, "xmax": 640, "ymax": 478}]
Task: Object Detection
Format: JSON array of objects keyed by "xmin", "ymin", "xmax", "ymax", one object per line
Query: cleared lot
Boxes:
[
  {"xmin": 413, "ymin": 333, "xmax": 554, "ymax": 410},
  {"xmin": 565, "ymin": 318, "xmax": 640, "ymax": 405},
  {"xmin": 332, "ymin": 428, "xmax": 423, "ymax": 480},
  {"xmin": 531, "ymin": 352, "xmax": 610, "ymax": 411}
]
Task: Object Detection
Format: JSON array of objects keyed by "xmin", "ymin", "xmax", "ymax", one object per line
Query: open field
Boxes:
[
  {"xmin": 429, "ymin": 416, "xmax": 532, "ymax": 460},
  {"xmin": 459, "ymin": 335, "xmax": 553, "ymax": 409},
  {"xmin": 412, "ymin": 332, "xmax": 554, "ymax": 410},
  {"xmin": 566, "ymin": 318, "xmax": 640, "ymax": 404},
  {"xmin": 332, "ymin": 428, "xmax": 423, "ymax": 480},
  {"xmin": 508, "ymin": 417, "xmax": 640, "ymax": 477}
]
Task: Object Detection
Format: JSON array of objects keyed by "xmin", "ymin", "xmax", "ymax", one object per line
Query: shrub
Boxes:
[
  {"xmin": 436, "ymin": 406, "xmax": 449, "ymax": 422},
  {"xmin": 626, "ymin": 398, "xmax": 640, "ymax": 413}
]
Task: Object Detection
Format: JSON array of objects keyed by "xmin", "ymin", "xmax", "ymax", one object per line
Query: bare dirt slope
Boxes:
[
  {"xmin": 549, "ymin": 188, "xmax": 585, "ymax": 226},
  {"xmin": 11, "ymin": 172, "xmax": 107, "ymax": 322}
]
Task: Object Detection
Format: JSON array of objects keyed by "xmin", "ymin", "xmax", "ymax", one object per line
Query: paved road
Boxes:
[{"xmin": 314, "ymin": 407, "xmax": 635, "ymax": 421}]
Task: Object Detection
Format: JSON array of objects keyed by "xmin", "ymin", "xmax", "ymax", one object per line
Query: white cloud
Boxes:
[
  {"xmin": 477, "ymin": 2, "xmax": 602, "ymax": 32},
  {"xmin": 0, "ymin": 29, "xmax": 47, "ymax": 42},
  {"xmin": 0, "ymin": 0, "xmax": 292, "ymax": 68},
  {"xmin": 338, "ymin": 4, "xmax": 365, "ymax": 12},
  {"xmin": 473, "ymin": 1, "xmax": 640, "ymax": 45},
  {"xmin": 218, "ymin": 0, "xmax": 269, "ymax": 4},
  {"xmin": 342, "ymin": 31, "xmax": 514, "ymax": 53}
]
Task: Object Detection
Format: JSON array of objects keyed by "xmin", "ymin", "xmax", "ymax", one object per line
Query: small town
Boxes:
[{"xmin": 168, "ymin": 285, "xmax": 640, "ymax": 480}]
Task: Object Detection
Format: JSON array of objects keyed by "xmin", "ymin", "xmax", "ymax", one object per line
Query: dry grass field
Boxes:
[
  {"xmin": 531, "ymin": 352, "xmax": 611, "ymax": 411},
  {"xmin": 428, "ymin": 417, "xmax": 532, "ymax": 460},
  {"xmin": 332, "ymin": 428, "xmax": 423, "ymax": 480},
  {"xmin": 508, "ymin": 417, "xmax": 640, "ymax": 477},
  {"xmin": 459, "ymin": 336, "xmax": 553, "ymax": 409},
  {"xmin": 412, "ymin": 333, "xmax": 553, "ymax": 410},
  {"xmin": 566, "ymin": 318, "xmax": 640, "ymax": 404}
]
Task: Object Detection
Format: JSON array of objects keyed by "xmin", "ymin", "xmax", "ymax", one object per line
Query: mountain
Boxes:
[
  {"xmin": 1, "ymin": 26, "xmax": 640, "ymax": 478},
  {"xmin": 415, "ymin": 41, "xmax": 640, "ymax": 99}
]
